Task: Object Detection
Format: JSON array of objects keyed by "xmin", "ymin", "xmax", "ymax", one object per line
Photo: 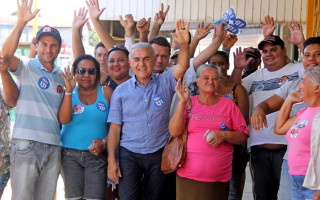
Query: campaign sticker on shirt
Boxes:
[
  {"xmin": 73, "ymin": 104, "xmax": 84, "ymax": 114},
  {"xmin": 153, "ymin": 94, "xmax": 165, "ymax": 108},
  {"xmin": 56, "ymin": 85, "xmax": 64, "ymax": 94},
  {"xmin": 278, "ymin": 76, "xmax": 289, "ymax": 85},
  {"xmin": 255, "ymin": 83, "xmax": 264, "ymax": 92},
  {"xmin": 96, "ymin": 101, "xmax": 107, "ymax": 112},
  {"xmin": 38, "ymin": 77, "xmax": 50, "ymax": 90},
  {"xmin": 298, "ymin": 120, "xmax": 308, "ymax": 128}
]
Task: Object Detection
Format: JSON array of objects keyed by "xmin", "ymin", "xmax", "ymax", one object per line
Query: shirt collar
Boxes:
[
  {"xmin": 35, "ymin": 57, "xmax": 59, "ymax": 74},
  {"xmin": 131, "ymin": 74, "xmax": 155, "ymax": 87}
]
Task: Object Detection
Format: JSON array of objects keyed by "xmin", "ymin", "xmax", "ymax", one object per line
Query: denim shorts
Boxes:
[
  {"xmin": 0, "ymin": 171, "xmax": 10, "ymax": 190},
  {"xmin": 61, "ymin": 148, "xmax": 107, "ymax": 200},
  {"xmin": 10, "ymin": 139, "xmax": 61, "ymax": 200}
]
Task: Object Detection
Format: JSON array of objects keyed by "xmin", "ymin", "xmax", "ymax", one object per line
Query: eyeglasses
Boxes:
[{"xmin": 76, "ymin": 67, "xmax": 97, "ymax": 75}]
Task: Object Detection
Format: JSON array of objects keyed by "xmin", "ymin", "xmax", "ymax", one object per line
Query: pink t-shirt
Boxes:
[
  {"xmin": 177, "ymin": 95, "xmax": 249, "ymax": 182},
  {"xmin": 286, "ymin": 106, "xmax": 320, "ymax": 175}
]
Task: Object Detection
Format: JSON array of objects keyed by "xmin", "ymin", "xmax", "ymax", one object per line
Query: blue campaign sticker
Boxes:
[
  {"xmin": 227, "ymin": 24, "xmax": 239, "ymax": 34},
  {"xmin": 96, "ymin": 101, "xmax": 107, "ymax": 112},
  {"xmin": 153, "ymin": 94, "xmax": 165, "ymax": 108},
  {"xmin": 214, "ymin": 19, "xmax": 227, "ymax": 28},
  {"xmin": 38, "ymin": 77, "xmax": 50, "ymax": 90},
  {"xmin": 227, "ymin": 8, "xmax": 236, "ymax": 20},
  {"xmin": 255, "ymin": 83, "xmax": 264, "ymax": 92},
  {"xmin": 223, "ymin": 13, "xmax": 230, "ymax": 23},
  {"xmin": 234, "ymin": 18, "xmax": 247, "ymax": 29}
]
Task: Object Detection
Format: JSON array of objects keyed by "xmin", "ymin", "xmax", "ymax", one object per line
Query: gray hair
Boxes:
[
  {"xmin": 305, "ymin": 66, "xmax": 320, "ymax": 86},
  {"xmin": 196, "ymin": 64, "xmax": 222, "ymax": 80},
  {"xmin": 129, "ymin": 42, "xmax": 156, "ymax": 59}
]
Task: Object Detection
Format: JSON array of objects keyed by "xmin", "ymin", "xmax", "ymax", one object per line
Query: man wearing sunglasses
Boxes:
[{"xmin": 1, "ymin": 1, "xmax": 65, "ymax": 199}]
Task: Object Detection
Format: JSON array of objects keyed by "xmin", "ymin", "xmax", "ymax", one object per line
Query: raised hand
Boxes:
[
  {"xmin": 72, "ymin": 7, "xmax": 89, "ymax": 30},
  {"xmin": 284, "ymin": 20, "xmax": 305, "ymax": 49},
  {"xmin": 136, "ymin": 17, "xmax": 151, "ymax": 34},
  {"xmin": 153, "ymin": 3, "xmax": 170, "ymax": 26},
  {"xmin": 260, "ymin": 15, "xmax": 277, "ymax": 37},
  {"xmin": 61, "ymin": 66, "xmax": 76, "ymax": 92},
  {"xmin": 233, "ymin": 47, "xmax": 253, "ymax": 69},
  {"xmin": 175, "ymin": 79, "xmax": 189, "ymax": 103},
  {"xmin": 120, "ymin": 14, "xmax": 135, "ymax": 32},
  {"xmin": 171, "ymin": 19, "xmax": 190, "ymax": 45},
  {"xmin": 222, "ymin": 34, "xmax": 238, "ymax": 50},
  {"xmin": 213, "ymin": 23, "xmax": 227, "ymax": 43},
  {"xmin": 193, "ymin": 22, "xmax": 212, "ymax": 41},
  {"xmin": 16, "ymin": 0, "xmax": 40, "ymax": 24},
  {"xmin": 86, "ymin": 0, "xmax": 105, "ymax": 21}
]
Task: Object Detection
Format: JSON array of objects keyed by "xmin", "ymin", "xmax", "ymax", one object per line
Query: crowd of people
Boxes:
[{"xmin": 0, "ymin": 0, "xmax": 319, "ymax": 200}]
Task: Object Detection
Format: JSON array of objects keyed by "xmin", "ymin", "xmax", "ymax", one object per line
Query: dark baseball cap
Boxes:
[
  {"xmin": 258, "ymin": 35, "xmax": 285, "ymax": 50},
  {"xmin": 36, "ymin": 25, "xmax": 62, "ymax": 45}
]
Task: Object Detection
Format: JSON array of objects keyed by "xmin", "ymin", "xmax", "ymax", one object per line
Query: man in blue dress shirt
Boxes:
[{"xmin": 107, "ymin": 20, "xmax": 190, "ymax": 200}]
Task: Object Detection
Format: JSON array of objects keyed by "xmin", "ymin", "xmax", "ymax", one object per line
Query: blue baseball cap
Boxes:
[{"xmin": 36, "ymin": 25, "xmax": 62, "ymax": 45}]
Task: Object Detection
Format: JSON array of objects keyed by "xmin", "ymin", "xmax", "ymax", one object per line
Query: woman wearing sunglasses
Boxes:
[{"xmin": 58, "ymin": 54, "xmax": 113, "ymax": 200}]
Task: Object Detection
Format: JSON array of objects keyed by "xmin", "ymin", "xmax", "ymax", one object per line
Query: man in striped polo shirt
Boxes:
[{"xmin": 1, "ymin": 1, "xmax": 65, "ymax": 199}]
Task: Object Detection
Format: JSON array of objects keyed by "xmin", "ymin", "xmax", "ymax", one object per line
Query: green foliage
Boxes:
[{"xmin": 89, "ymin": 29, "xmax": 100, "ymax": 47}]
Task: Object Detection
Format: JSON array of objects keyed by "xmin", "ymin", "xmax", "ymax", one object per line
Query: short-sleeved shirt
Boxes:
[
  {"xmin": 286, "ymin": 106, "xmax": 320, "ymax": 175},
  {"xmin": 12, "ymin": 57, "xmax": 65, "ymax": 145},
  {"xmin": 177, "ymin": 96, "xmax": 249, "ymax": 182},
  {"xmin": 242, "ymin": 63, "xmax": 302, "ymax": 150},
  {"xmin": 0, "ymin": 92, "xmax": 13, "ymax": 176},
  {"xmin": 107, "ymin": 70, "xmax": 176, "ymax": 154}
]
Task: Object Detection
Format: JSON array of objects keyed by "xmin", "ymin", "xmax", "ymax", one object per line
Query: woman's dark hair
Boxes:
[
  {"xmin": 214, "ymin": 51, "xmax": 229, "ymax": 65},
  {"xmin": 72, "ymin": 54, "xmax": 100, "ymax": 85},
  {"xmin": 107, "ymin": 45, "xmax": 129, "ymax": 57},
  {"xmin": 303, "ymin": 37, "xmax": 320, "ymax": 51}
]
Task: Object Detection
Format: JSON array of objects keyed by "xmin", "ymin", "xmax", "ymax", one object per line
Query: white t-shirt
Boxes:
[{"xmin": 242, "ymin": 62, "xmax": 303, "ymax": 150}]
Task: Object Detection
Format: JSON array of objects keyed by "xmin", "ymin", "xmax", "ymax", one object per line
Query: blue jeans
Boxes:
[
  {"xmin": 10, "ymin": 139, "xmax": 61, "ymax": 200},
  {"xmin": 119, "ymin": 146, "xmax": 165, "ymax": 200},
  {"xmin": 229, "ymin": 144, "xmax": 249, "ymax": 200},
  {"xmin": 61, "ymin": 148, "xmax": 107, "ymax": 199},
  {"xmin": 0, "ymin": 171, "xmax": 10, "ymax": 190},
  {"xmin": 290, "ymin": 175, "xmax": 316, "ymax": 200},
  {"xmin": 250, "ymin": 146, "xmax": 286, "ymax": 200},
  {"xmin": 279, "ymin": 159, "xmax": 292, "ymax": 200}
]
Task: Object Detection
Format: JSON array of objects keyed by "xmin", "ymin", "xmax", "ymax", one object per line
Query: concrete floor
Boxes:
[{"xmin": 3, "ymin": 166, "xmax": 255, "ymax": 200}]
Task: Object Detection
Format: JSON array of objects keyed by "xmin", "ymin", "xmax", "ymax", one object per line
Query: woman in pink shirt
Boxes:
[
  {"xmin": 169, "ymin": 64, "xmax": 249, "ymax": 200},
  {"xmin": 275, "ymin": 66, "xmax": 320, "ymax": 200}
]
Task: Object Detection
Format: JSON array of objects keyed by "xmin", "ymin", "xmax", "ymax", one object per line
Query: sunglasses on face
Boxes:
[{"xmin": 76, "ymin": 67, "xmax": 97, "ymax": 75}]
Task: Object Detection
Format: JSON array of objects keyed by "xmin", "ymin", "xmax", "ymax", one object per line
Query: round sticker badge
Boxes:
[
  {"xmin": 57, "ymin": 85, "xmax": 64, "ymax": 94},
  {"xmin": 38, "ymin": 77, "xmax": 50, "ymax": 90},
  {"xmin": 73, "ymin": 104, "xmax": 84, "ymax": 114},
  {"xmin": 153, "ymin": 94, "xmax": 165, "ymax": 108},
  {"xmin": 96, "ymin": 101, "xmax": 107, "ymax": 112}
]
